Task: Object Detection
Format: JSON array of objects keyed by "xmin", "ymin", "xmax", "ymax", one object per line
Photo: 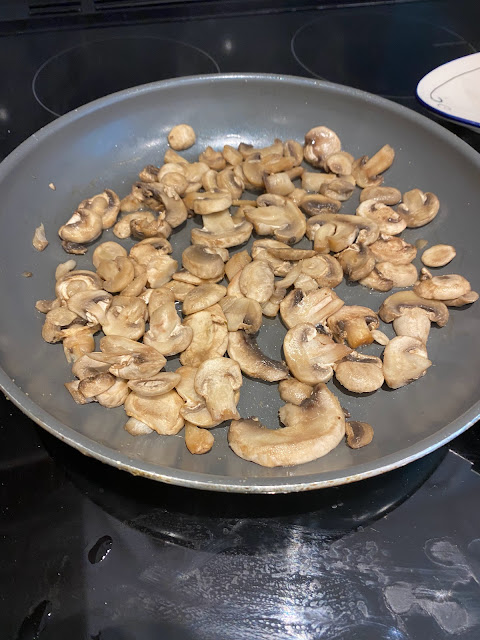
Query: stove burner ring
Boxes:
[
  {"xmin": 291, "ymin": 13, "xmax": 475, "ymax": 99},
  {"xmin": 32, "ymin": 36, "xmax": 220, "ymax": 117}
]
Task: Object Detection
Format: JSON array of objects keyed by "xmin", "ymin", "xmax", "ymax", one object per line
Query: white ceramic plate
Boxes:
[{"xmin": 417, "ymin": 52, "xmax": 480, "ymax": 131}]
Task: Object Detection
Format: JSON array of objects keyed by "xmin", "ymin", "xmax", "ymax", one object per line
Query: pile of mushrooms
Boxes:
[{"xmin": 35, "ymin": 123, "xmax": 478, "ymax": 467}]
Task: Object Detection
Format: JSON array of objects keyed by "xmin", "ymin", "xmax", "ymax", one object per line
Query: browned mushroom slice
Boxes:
[
  {"xmin": 300, "ymin": 254, "xmax": 344, "ymax": 288},
  {"xmin": 283, "ymin": 323, "xmax": 351, "ymax": 385},
  {"xmin": 193, "ymin": 190, "xmax": 232, "ymax": 215},
  {"xmin": 374, "ymin": 262, "xmax": 418, "ymax": 288},
  {"xmin": 243, "ymin": 201, "xmax": 306, "ymax": 245},
  {"xmin": 190, "ymin": 209, "xmax": 253, "ymax": 249},
  {"xmin": 345, "ymin": 421, "xmax": 374, "ymax": 449},
  {"xmin": 306, "ymin": 214, "xmax": 379, "ymax": 253},
  {"xmin": 194, "ymin": 357, "xmax": 242, "ymax": 422},
  {"xmin": 41, "ymin": 307, "xmax": 85, "ymax": 343},
  {"xmin": 63, "ymin": 327, "xmax": 96, "ymax": 363},
  {"xmin": 352, "ymin": 144, "xmax": 395, "ymax": 188},
  {"xmin": 125, "ymin": 390, "xmax": 184, "ymax": 434},
  {"xmin": 66, "ymin": 289, "xmax": 112, "ymax": 325},
  {"xmin": 227, "ymin": 331, "xmax": 289, "ymax": 382},
  {"xmin": 129, "ymin": 236, "xmax": 172, "ymax": 265},
  {"xmin": 383, "ymin": 336, "xmax": 432, "ymax": 389},
  {"xmin": 397, "ymin": 189, "xmax": 440, "ymax": 228},
  {"xmin": 356, "ymin": 200, "xmax": 407, "ymax": 236},
  {"xmin": 335, "ymin": 244, "xmax": 375, "ymax": 282},
  {"xmin": 414, "ymin": 269, "xmax": 472, "ymax": 300},
  {"xmin": 334, "ymin": 352, "xmax": 384, "ymax": 393},
  {"xmin": 139, "ymin": 164, "xmax": 161, "ymax": 183},
  {"xmin": 113, "ymin": 212, "xmax": 156, "ymax": 239},
  {"xmin": 78, "ymin": 372, "xmax": 116, "ymax": 399},
  {"xmin": 167, "ymin": 124, "xmax": 196, "ymax": 150},
  {"xmin": 96, "ymin": 377, "xmax": 129, "ymax": 408},
  {"xmin": 303, "ymin": 126, "xmax": 341, "ymax": 169},
  {"xmin": 180, "ymin": 304, "xmax": 229, "ymax": 367},
  {"xmin": 182, "ymin": 284, "xmax": 227, "ymax": 315},
  {"xmin": 421, "ymin": 244, "xmax": 456, "ymax": 268},
  {"xmin": 182, "ymin": 245, "xmax": 225, "ymax": 280},
  {"xmin": 96, "ymin": 336, "xmax": 166, "ymax": 380},
  {"xmin": 326, "ymin": 151, "xmax": 354, "ymax": 176},
  {"xmin": 280, "ymin": 287, "xmax": 344, "ymax": 329},
  {"xmin": 283, "ymin": 139, "xmax": 304, "ymax": 166},
  {"xmin": 239, "ymin": 260, "xmax": 275, "ymax": 304},
  {"xmin": 320, "ymin": 175, "xmax": 356, "ymax": 201},
  {"xmin": 72, "ymin": 353, "xmax": 111, "ymax": 380},
  {"xmin": 144, "ymin": 293, "xmax": 192, "ymax": 356},
  {"xmin": 442, "ymin": 291, "xmax": 479, "ymax": 307},
  {"xmin": 59, "ymin": 206, "xmax": 103, "ymax": 246},
  {"xmin": 92, "ymin": 241, "xmax": 127, "ymax": 268},
  {"xmin": 327, "ymin": 306, "xmax": 379, "ymax": 348},
  {"xmin": 358, "ymin": 266, "xmax": 394, "ymax": 292},
  {"xmin": 369, "ymin": 235, "xmax": 417, "ymax": 265},
  {"xmin": 101, "ymin": 296, "xmax": 147, "ymax": 340},
  {"xmin": 185, "ymin": 423, "xmax": 215, "ymax": 454},
  {"xmin": 175, "ymin": 365, "xmax": 224, "ymax": 428},
  {"xmin": 55, "ymin": 269, "xmax": 103, "ymax": 301},
  {"xmin": 65, "ymin": 380, "xmax": 94, "ymax": 405},
  {"xmin": 127, "ymin": 372, "xmax": 181, "ymax": 397},
  {"xmin": 228, "ymin": 383, "xmax": 345, "ymax": 467},
  {"xmin": 92, "ymin": 189, "xmax": 120, "ymax": 229},
  {"xmin": 223, "ymin": 144, "xmax": 243, "ymax": 165},
  {"xmin": 225, "ymin": 250, "xmax": 252, "ymax": 281},
  {"xmin": 278, "ymin": 378, "xmax": 313, "ymax": 405},
  {"xmin": 36, "ymin": 298, "xmax": 62, "ymax": 314},
  {"xmin": 199, "ymin": 146, "xmax": 226, "ymax": 171},
  {"xmin": 119, "ymin": 193, "xmax": 143, "ymax": 212},
  {"xmin": 379, "ymin": 290, "xmax": 449, "ymax": 344},
  {"xmin": 301, "ymin": 172, "xmax": 336, "ymax": 194},
  {"xmin": 219, "ymin": 296, "xmax": 263, "ymax": 333},
  {"xmin": 360, "ymin": 185, "xmax": 402, "ymax": 205},
  {"xmin": 146, "ymin": 255, "xmax": 178, "ymax": 289},
  {"xmin": 96, "ymin": 256, "xmax": 135, "ymax": 293},
  {"xmin": 264, "ymin": 172, "xmax": 295, "ymax": 196}
]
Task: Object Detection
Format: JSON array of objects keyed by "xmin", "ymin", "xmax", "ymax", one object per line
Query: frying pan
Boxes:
[{"xmin": 0, "ymin": 74, "xmax": 479, "ymax": 493}]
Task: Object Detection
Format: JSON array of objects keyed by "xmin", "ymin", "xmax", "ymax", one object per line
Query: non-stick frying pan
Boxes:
[{"xmin": 0, "ymin": 74, "xmax": 479, "ymax": 492}]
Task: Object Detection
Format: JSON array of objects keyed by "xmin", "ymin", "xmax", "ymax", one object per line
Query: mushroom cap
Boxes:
[
  {"xmin": 227, "ymin": 330, "xmax": 289, "ymax": 382},
  {"xmin": 127, "ymin": 372, "xmax": 181, "ymax": 397},
  {"xmin": 280, "ymin": 287, "xmax": 344, "ymax": 329},
  {"xmin": 182, "ymin": 245, "xmax": 225, "ymax": 280},
  {"xmin": 303, "ymin": 126, "xmax": 341, "ymax": 169},
  {"xmin": 239, "ymin": 260, "xmax": 275, "ymax": 305},
  {"xmin": 369, "ymin": 235, "xmax": 417, "ymax": 265},
  {"xmin": 398, "ymin": 189, "xmax": 440, "ymax": 228},
  {"xmin": 414, "ymin": 272, "xmax": 472, "ymax": 301},
  {"xmin": 334, "ymin": 352, "xmax": 384, "ymax": 393},
  {"xmin": 125, "ymin": 390, "xmax": 184, "ymax": 434},
  {"xmin": 379, "ymin": 290, "xmax": 449, "ymax": 326},
  {"xmin": 182, "ymin": 283, "xmax": 227, "ymax": 315},
  {"xmin": 102, "ymin": 295, "xmax": 147, "ymax": 340},
  {"xmin": 383, "ymin": 336, "xmax": 432, "ymax": 389},
  {"xmin": 283, "ymin": 323, "xmax": 351, "ymax": 385},
  {"xmin": 421, "ymin": 244, "xmax": 456, "ymax": 268},
  {"xmin": 228, "ymin": 383, "xmax": 345, "ymax": 467}
]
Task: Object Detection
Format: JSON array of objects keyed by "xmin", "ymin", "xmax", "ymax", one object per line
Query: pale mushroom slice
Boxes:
[
  {"xmin": 243, "ymin": 201, "xmax": 306, "ymax": 245},
  {"xmin": 72, "ymin": 353, "xmax": 111, "ymax": 380},
  {"xmin": 299, "ymin": 254, "xmax": 344, "ymax": 288},
  {"xmin": 239, "ymin": 260, "xmax": 275, "ymax": 305},
  {"xmin": 134, "ymin": 182, "xmax": 188, "ymax": 228},
  {"xmin": 414, "ymin": 269, "xmax": 472, "ymax": 301},
  {"xmin": 278, "ymin": 378, "xmax": 313, "ymax": 405},
  {"xmin": 283, "ymin": 323, "xmax": 352, "ymax": 385},
  {"xmin": 121, "ymin": 261, "xmax": 148, "ymax": 297},
  {"xmin": 280, "ymin": 287, "xmax": 344, "ymax": 329},
  {"xmin": 374, "ymin": 262, "xmax": 418, "ymax": 289},
  {"xmin": 143, "ymin": 295, "xmax": 193, "ymax": 356},
  {"xmin": 182, "ymin": 284, "xmax": 227, "ymax": 315},
  {"xmin": 180, "ymin": 304, "xmax": 229, "ymax": 367},
  {"xmin": 58, "ymin": 206, "xmax": 103, "ymax": 247},
  {"xmin": 264, "ymin": 171, "xmax": 295, "ymax": 196},
  {"xmin": 96, "ymin": 377, "xmax": 129, "ymax": 408},
  {"xmin": 334, "ymin": 352, "xmax": 384, "ymax": 393},
  {"xmin": 190, "ymin": 209, "xmax": 253, "ymax": 249},
  {"xmin": 358, "ymin": 266, "xmax": 394, "ymax": 292},
  {"xmin": 41, "ymin": 307, "xmax": 85, "ymax": 343},
  {"xmin": 182, "ymin": 245, "xmax": 225, "ymax": 280},
  {"xmin": 162, "ymin": 280, "xmax": 196, "ymax": 302},
  {"xmin": 305, "ymin": 214, "xmax": 379, "ymax": 253},
  {"xmin": 101, "ymin": 296, "xmax": 147, "ymax": 340},
  {"xmin": 125, "ymin": 417, "xmax": 154, "ymax": 436},
  {"xmin": 356, "ymin": 200, "xmax": 407, "ymax": 236},
  {"xmin": 78, "ymin": 372, "xmax": 116, "ymax": 399},
  {"xmin": 421, "ymin": 244, "xmax": 456, "ymax": 268},
  {"xmin": 320, "ymin": 175, "xmax": 356, "ymax": 202},
  {"xmin": 128, "ymin": 372, "xmax": 181, "ymax": 397},
  {"xmin": 227, "ymin": 331, "xmax": 289, "ymax": 382},
  {"xmin": 94, "ymin": 336, "xmax": 166, "ymax": 380},
  {"xmin": 185, "ymin": 423, "xmax": 214, "ymax": 455},
  {"xmin": 129, "ymin": 236, "xmax": 173, "ymax": 266},
  {"xmin": 303, "ymin": 126, "xmax": 341, "ymax": 169},
  {"xmin": 360, "ymin": 186, "xmax": 402, "ymax": 205},
  {"xmin": 345, "ymin": 421, "xmax": 374, "ymax": 449},
  {"xmin": 379, "ymin": 290, "xmax": 449, "ymax": 344},
  {"xmin": 335, "ymin": 243, "xmax": 375, "ymax": 282},
  {"xmin": 261, "ymin": 285, "xmax": 287, "ymax": 318},
  {"xmin": 326, "ymin": 150, "xmax": 354, "ymax": 176},
  {"xmin": 442, "ymin": 291, "xmax": 479, "ymax": 307},
  {"xmin": 397, "ymin": 189, "xmax": 440, "ymax": 228},
  {"xmin": 369, "ymin": 235, "xmax": 417, "ymax": 265},
  {"xmin": 199, "ymin": 146, "xmax": 226, "ymax": 171},
  {"xmin": 175, "ymin": 365, "xmax": 224, "ymax": 428},
  {"xmin": 125, "ymin": 390, "xmax": 184, "ymax": 435},
  {"xmin": 283, "ymin": 139, "xmax": 304, "ymax": 167},
  {"xmin": 194, "ymin": 357, "xmax": 243, "ymax": 422},
  {"xmin": 33, "ymin": 223, "xmax": 49, "ymax": 251},
  {"xmin": 327, "ymin": 305, "xmax": 380, "ymax": 348},
  {"xmin": 55, "ymin": 269, "xmax": 103, "ymax": 301},
  {"xmin": 193, "ymin": 189, "xmax": 232, "ymax": 215},
  {"xmin": 383, "ymin": 336, "xmax": 432, "ymax": 389},
  {"xmin": 63, "ymin": 327, "xmax": 96, "ymax": 363},
  {"xmin": 55, "ymin": 259, "xmax": 77, "ymax": 281},
  {"xmin": 299, "ymin": 193, "xmax": 341, "ymax": 216},
  {"xmin": 293, "ymin": 273, "xmax": 318, "ymax": 294},
  {"xmin": 66, "ymin": 289, "xmax": 112, "ymax": 326},
  {"xmin": 92, "ymin": 241, "xmax": 127, "ymax": 268},
  {"xmin": 352, "ymin": 144, "xmax": 395, "ymax": 188},
  {"xmin": 113, "ymin": 212, "xmax": 157, "ymax": 240},
  {"xmin": 228, "ymin": 383, "xmax": 345, "ymax": 467},
  {"xmin": 65, "ymin": 380, "xmax": 94, "ymax": 405},
  {"xmin": 224, "ymin": 250, "xmax": 252, "ymax": 281},
  {"xmin": 219, "ymin": 296, "xmax": 263, "ymax": 333},
  {"xmin": 251, "ymin": 239, "xmax": 293, "ymax": 276},
  {"xmin": 96, "ymin": 256, "xmax": 135, "ymax": 293}
]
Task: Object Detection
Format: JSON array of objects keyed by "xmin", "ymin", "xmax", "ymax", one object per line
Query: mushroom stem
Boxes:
[
  {"xmin": 205, "ymin": 379, "xmax": 239, "ymax": 422},
  {"xmin": 344, "ymin": 317, "xmax": 374, "ymax": 348},
  {"xmin": 393, "ymin": 308, "xmax": 432, "ymax": 344}
]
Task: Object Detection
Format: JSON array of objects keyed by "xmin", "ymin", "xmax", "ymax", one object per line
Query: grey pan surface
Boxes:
[{"xmin": 0, "ymin": 73, "xmax": 479, "ymax": 493}]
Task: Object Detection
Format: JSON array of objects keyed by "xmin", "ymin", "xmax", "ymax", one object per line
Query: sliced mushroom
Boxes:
[
  {"xmin": 414, "ymin": 270, "xmax": 472, "ymax": 300},
  {"xmin": 125, "ymin": 390, "xmax": 184, "ymax": 434},
  {"xmin": 190, "ymin": 209, "xmax": 253, "ymax": 248},
  {"xmin": 72, "ymin": 353, "xmax": 111, "ymax": 380},
  {"xmin": 326, "ymin": 151, "xmax": 354, "ymax": 176},
  {"xmin": 356, "ymin": 200, "xmax": 407, "ymax": 236},
  {"xmin": 56, "ymin": 261, "xmax": 78, "ymax": 282},
  {"xmin": 219, "ymin": 296, "xmax": 263, "ymax": 333},
  {"xmin": 283, "ymin": 139, "xmax": 304, "ymax": 166},
  {"xmin": 129, "ymin": 236, "xmax": 172, "ymax": 265},
  {"xmin": 78, "ymin": 372, "xmax": 116, "ymax": 399},
  {"xmin": 121, "ymin": 261, "xmax": 148, "ymax": 297},
  {"xmin": 301, "ymin": 172, "xmax": 336, "ymax": 194},
  {"xmin": 162, "ymin": 280, "xmax": 196, "ymax": 302},
  {"xmin": 327, "ymin": 306, "xmax": 379, "ymax": 348},
  {"xmin": 374, "ymin": 262, "xmax": 418, "ymax": 288},
  {"xmin": 59, "ymin": 206, "xmax": 103, "ymax": 246},
  {"xmin": 278, "ymin": 378, "xmax": 313, "ymax": 405},
  {"xmin": 80, "ymin": 189, "xmax": 120, "ymax": 229},
  {"xmin": 335, "ymin": 243, "xmax": 375, "ymax": 281},
  {"xmin": 125, "ymin": 417, "xmax": 154, "ymax": 436},
  {"xmin": 360, "ymin": 186, "xmax": 401, "ymax": 205},
  {"xmin": 96, "ymin": 377, "xmax": 129, "ymax": 408},
  {"xmin": 383, "ymin": 336, "xmax": 432, "ymax": 389},
  {"xmin": 55, "ymin": 269, "xmax": 103, "ymax": 301},
  {"xmin": 358, "ymin": 266, "xmax": 394, "ymax": 292},
  {"xmin": 167, "ymin": 124, "xmax": 196, "ymax": 150},
  {"xmin": 96, "ymin": 335, "xmax": 166, "ymax": 380},
  {"xmin": 193, "ymin": 190, "xmax": 232, "ymax": 215},
  {"xmin": 345, "ymin": 421, "xmax": 374, "ymax": 449},
  {"xmin": 33, "ymin": 223, "xmax": 49, "ymax": 251},
  {"xmin": 195, "ymin": 357, "xmax": 242, "ymax": 422},
  {"xmin": 243, "ymin": 201, "xmax": 306, "ymax": 245},
  {"xmin": 320, "ymin": 175, "xmax": 356, "ymax": 201},
  {"xmin": 185, "ymin": 423, "xmax": 215, "ymax": 454},
  {"xmin": 369, "ymin": 235, "xmax": 417, "ymax": 265},
  {"xmin": 397, "ymin": 189, "xmax": 440, "ymax": 228},
  {"xmin": 306, "ymin": 214, "xmax": 379, "ymax": 253},
  {"xmin": 128, "ymin": 372, "xmax": 181, "ymax": 397},
  {"xmin": 283, "ymin": 323, "xmax": 352, "ymax": 385},
  {"xmin": 379, "ymin": 290, "xmax": 449, "ymax": 343},
  {"xmin": 180, "ymin": 304, "xmax": 228, "ymax": 367},
  {"xmin": 63, "ymin": 328, "xmax": 96, "ymax": 363},
  {"xmin": 146, "ymin": 255, "xmax": 178, "ymax": 289},
  {"xmin": 42, "ymin": 307, "xmax": 85, "ymax": 343},
  {"xmin": 175, "ymin": 365, "xmax": 224, "ymax": 428},
  {"xmin": 65, "ymin": 380, "xmax": 93, "ymax": 405},
  {"xmin": 92, "ymin": 241, "xmax": 127, "ymax": 268},
  {"xmin": 299, "ymin": 193, "xmax": 341, "ymax": 217},
  {"xmin": 280, "ymin": 287, "xmax": 344, "ymax": 329},
  {"xmin": 199, "ymin": 146, "xmax": 226, "ymax": 171},
  {"xmin": 225, "ymin": 250, "xmax": 252, "ymax": 281},
  {"xmin": 442, "ymin": 291, "xmax": 479, "ymax": 307},
  {"xmin": 35, "ymin": 298, "xmax": 62, "ymax": 314},
  {"xmin": 261, "ymin": 285, "xmax": 286, "ymax": 318},
  {"xmin": 352, "ymin": 144, "xmax": 395, "ymax": 188},
  {"xmin": 182, "ymin": 284, "xmax": 227, "ymax": 315},
  {"xmin": 66, "ymin": 289, "xmax": 112, "ymax": 325},
  {"xmin": 182, "ymin": 245, "xmax": 225, "ymax": 280},
  {"xmin": 228, "ymin": 383, "xmax": 345, "ymax": 467},
  {"xmin": 251, "ymin": 239, "xmax": 293, "ymax": 276},
  {"xmin": 239, "ymin": 260, "xmax": 275, "ymax": 304},
  {"xmin": 303, "ymin": 126, "xmax": 341, "ymax": 169},
  {"xmin": 144, "ymin": 293, "xmax": 192, "ymax": 356},
  {"xmin": 102, "ymin": 296, "xmax": 147, "ymax": 340},
  {"xmin": 421, "ymin": 244, "xmax": 456, "ymax": 268},
  {"xmin": 264, "ymin": 172, "xmax": 295, "ymax": 196},
  {"xmin": 113, "ymin": 211, "xmax": 156, "ymax": 239},
  {"xmin": 334, "ymin": 352, "xmax": 384, "ymax": 393},
  {"xmin": 227, "ymin": 330, "xmax": 289, "ymax": 382},
  {"xmin": 96, "ymin": 256, "xmax": 135, "ymax": 293}
]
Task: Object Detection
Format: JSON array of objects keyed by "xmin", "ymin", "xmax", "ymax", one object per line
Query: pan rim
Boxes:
[{"xmin": 1, "ymin": 72, "xmax": 479, "ymax": 493}]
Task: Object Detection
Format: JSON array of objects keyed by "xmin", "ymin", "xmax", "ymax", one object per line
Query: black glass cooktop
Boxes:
[{"xmin": 1, "ymin": 2, "xmax": 480, "ymax": 639}]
